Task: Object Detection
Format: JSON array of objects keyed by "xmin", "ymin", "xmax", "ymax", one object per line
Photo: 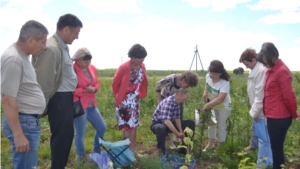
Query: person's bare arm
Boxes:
[
  {"xmin": 164, "ymin": 120, "xmax": 184, "ymax": 138},
  {"xmin": 2, "ymin": 94, "xmax": 29, "ymax": 153}
]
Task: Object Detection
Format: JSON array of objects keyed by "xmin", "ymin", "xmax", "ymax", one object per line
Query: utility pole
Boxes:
[{"xmin": 189, "ymin": 45, "xmax": 204, "ymax": 72}]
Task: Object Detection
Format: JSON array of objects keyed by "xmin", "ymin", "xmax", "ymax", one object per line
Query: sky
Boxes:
[{"xmin": 0, "ymin": 0, "xmax": 300, "ymax": 71}]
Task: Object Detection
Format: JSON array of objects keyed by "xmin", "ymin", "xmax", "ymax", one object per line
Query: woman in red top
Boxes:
[
  {"xmin": 258, "ymin": 42, "xmax": 298, "ymax": 169},
  {"xmin": 72, "ymin": 48, "xmax": 106, "ymax": 159},
  {"xmin": 112, "ymin": 44, "xmax": 148, "ymax": 154}
]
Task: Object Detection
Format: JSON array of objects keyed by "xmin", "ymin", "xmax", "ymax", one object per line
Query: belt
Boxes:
[{"xmin": 19, "ymin": 112, "xmax": 40, "ymax": 119}]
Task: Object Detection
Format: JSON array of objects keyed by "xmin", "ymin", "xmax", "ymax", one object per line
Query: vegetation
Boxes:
[{"xmin": 1, "ymin": 70, "xmax": 300, "ymax": 169}]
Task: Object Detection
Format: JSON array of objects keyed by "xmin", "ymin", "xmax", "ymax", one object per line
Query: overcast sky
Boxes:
[{"xmin": 1, "ymin": 0, "xmax": 299, "ymax": 71}]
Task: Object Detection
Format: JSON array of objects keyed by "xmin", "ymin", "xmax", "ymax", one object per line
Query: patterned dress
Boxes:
[{"xmin": 116, "ymin": 67, "xmax": 144, "ymax": 131}]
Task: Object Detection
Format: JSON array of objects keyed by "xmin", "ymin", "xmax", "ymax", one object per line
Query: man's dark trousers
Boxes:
[{"xmin": 47, "ymin": 92, "xmax": 74, "ymax": 169}]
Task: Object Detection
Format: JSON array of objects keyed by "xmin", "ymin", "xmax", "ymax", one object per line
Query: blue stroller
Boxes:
[{"xmin": 99, "ymin": 137, "xmax": 135, "ymax": 169}]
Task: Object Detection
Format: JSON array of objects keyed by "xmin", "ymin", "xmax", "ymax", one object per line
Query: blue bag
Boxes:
[
  {"xmin": 99, "ymin": 137, "xmax": 135, "ymax": 168},
  {"xmin": 89, "ymin": 151, "xmax": 112, "ymax": 169},
  {"xmin": 254, "ymin": 117, "xmax": 269, "ymax": 142}
]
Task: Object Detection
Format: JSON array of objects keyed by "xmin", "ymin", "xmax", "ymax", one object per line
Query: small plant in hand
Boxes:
[{"xmin": 177, "ymin": 127, "xmax": 194, "ymax": 169}]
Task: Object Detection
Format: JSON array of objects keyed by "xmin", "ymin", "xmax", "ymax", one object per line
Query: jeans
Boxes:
[
  {"xmin": 3, "ymin": 115, "xmax": 40, "ymax": 169},
  {"xmin": 150, "ymin": 120, "xmax": 195, "ymax": 154},
  {"xmin": 267, "ymin": 116, "xmax": 292, "ymax": 169},
  {"xmin": 250, "ymin": 121, "xmax": 258, "ymax": 149},
  {"xmin": 74, "ymin": 107, "xmax": 107, "ymax": 157}
]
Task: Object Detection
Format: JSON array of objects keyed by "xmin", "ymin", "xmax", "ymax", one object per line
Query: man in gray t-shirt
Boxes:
[{"xmin": 1, "ymin": 20, "xmax": 48, "ymax": 169}]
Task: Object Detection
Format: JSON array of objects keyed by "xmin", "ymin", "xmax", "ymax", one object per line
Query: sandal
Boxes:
[{"xmin": 202, "ymin": 144, "xmax": 215, "ymax": 152}]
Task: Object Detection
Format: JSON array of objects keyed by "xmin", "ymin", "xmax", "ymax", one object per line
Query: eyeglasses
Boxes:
[{"xmin": 83, "ymin": 55, "xmax": 92, "ymax": 61}]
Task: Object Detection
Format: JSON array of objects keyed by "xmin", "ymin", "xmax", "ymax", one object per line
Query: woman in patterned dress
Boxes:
[{"xmin": 112, "ymin": 44, "xmax": 148, "ymax": 153}]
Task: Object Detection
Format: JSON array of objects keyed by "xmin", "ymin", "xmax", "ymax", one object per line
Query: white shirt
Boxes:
[
  {"xmin": 205, "ymin": 73, "xmax": 231, "ymax": 110},
  {"xmin": 247, "ymin": 62, "xmax": 267, "ymax": 118}
]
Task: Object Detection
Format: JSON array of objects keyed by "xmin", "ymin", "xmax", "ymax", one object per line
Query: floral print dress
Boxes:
[{"xmin": 116, "ymin": 67, "xmax": 144, "ymax": 131}]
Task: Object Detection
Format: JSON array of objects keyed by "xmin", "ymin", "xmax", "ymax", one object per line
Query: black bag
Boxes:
[{"xmin": 73, "ymin": 98, "xmax": 85, "ymax": 118}]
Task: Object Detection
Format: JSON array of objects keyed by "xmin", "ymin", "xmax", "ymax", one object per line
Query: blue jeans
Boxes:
[
  {"xmin": 3, "ymin": 115, "xmax": 40, "ymax": 169},
  {"xmin": 267, "ymin": 116, "xmax": 292, "ymax": 169},
  {"xmin": 73, "ymin": 107, "xmax": 106, "ymax": 157}
]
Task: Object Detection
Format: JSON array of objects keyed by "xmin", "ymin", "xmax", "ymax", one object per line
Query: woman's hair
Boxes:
[
  {"xmin": 257, "ymin": 42, "xmax": 279, "ymax": 67},
  {"xmin": 128, "ymin": 44, "xmax": 147, "ymax": 58},
  {"xmin": 208, "ymin": 60, "xmax": 230, "ymax": 81},
  {"xmin": 179, "ymin": 71, "xmax": 199, "ymax": 87},
  {"xmin": 239, "ymin": 48, "xmax": 257, "ymax": 63}
]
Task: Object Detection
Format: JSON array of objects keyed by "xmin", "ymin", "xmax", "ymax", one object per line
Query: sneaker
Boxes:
[{"xmin": 244, "ymin": 146, "xmax": 256, "ymax": 151}]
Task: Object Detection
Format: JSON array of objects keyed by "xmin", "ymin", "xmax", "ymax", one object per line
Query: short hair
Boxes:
[
  {"xmin": 128, "ymin": 44, "xmax": 147, "ymax": 58},
  {"xmin": 175, "ymin": 88, "xmax": 189, "ymax": 96},
  {"xmin": 208, "ymin": 60, "xmax": 230, "ymax": 81},
  {"xmin": 179, "ymin": 71, "xmax": 199, "ymax": 87},
  {"xmin": 57, "ymin": 14, "xmax": 83, "ymax": 30},
  {"xmin": 239, "ymin": 48, "xmax": 257, "ymax": 63},
  {"xmin": 257, "ymin": 42, "xmax": 279, "ymax": 67},
  {"xmin": 18, "ymin": 20, "xmax": 48, "ymax": 42}
]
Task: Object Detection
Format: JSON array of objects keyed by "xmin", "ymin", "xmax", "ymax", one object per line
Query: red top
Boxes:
[
  {"xmin": 263, "ymin": 59, "xmax": 298, "ymax": 119},
  {"xmin": 73, "ymin": 63, "xmax": 100, "ymax": 109},
  {"xmin": 112, "ymin": 60, "xmax": 148, "ymax": 107}
]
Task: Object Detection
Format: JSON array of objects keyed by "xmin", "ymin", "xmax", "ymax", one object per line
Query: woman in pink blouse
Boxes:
[
  {"xmin": 72, "ymin": 47, "xmax": 106, "ymax": 159},
  {"xmin": 112, "ymin": 44, "xmax": 148, "ymax": 154}
]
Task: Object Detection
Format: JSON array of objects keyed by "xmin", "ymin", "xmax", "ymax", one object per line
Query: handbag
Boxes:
[
  {"xmin": 254, "ymin": 117, "xmax": 269, "ymax": 142},
  {"xmin": 73, "ymin": 98, "xmax": 85, "ymax": 118}
]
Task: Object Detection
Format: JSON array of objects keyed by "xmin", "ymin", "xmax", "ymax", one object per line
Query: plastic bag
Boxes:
[{"xmin": 89, "ymin": 151, "xmax": 113, "ymax": 169}]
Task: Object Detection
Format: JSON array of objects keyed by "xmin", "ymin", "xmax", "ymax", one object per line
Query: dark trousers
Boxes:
[
  {"xmin": 47, "ymin": 92, "xmax": 74, "ymax": 169},
  {"xmin": 267, "ymin": 116, "xmax": 292, "ymax": 169},
  {"xmin": 150, "ymin": 120, "xmax": 195, "ymax": 154}
]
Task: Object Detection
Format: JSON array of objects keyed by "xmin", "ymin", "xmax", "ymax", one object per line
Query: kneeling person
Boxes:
[{"xmin": 150, "ymin": 88, "xmax": 195, "ymax": 155}]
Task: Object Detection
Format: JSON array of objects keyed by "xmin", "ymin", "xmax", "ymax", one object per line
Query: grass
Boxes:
[{"xmin": 1, "ymin": 71, "xmax": 300, "ymax": 169}]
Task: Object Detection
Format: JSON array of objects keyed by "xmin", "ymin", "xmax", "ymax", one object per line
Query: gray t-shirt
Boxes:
[
  {"xmin": 55, "ymin": 34, "xmax": 78, "ymax": 92},
  {"xmin": 1, "ymin": 44, "xmax": 46, "ymax": 114}
]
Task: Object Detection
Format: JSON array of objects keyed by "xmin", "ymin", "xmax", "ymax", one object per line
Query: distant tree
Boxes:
[
  {"xmin": 238, "ymin": 67, "xmax": 244, "ymax": 74},
  {"xmin": 233, "ymin": 67, "xmax": 244, "ymax": 75}
]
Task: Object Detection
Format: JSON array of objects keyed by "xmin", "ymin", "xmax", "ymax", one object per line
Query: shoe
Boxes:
[
  {"xmin": 169, "ymin": 143, "xmax": 176, "ymax": 149},
  {"xmin": 173, "ymin": 136, "xmax": 181, "ymax": 143},
  {"xmin": 202, "ymin": 144, "xmax": 215, "ymax": 152},
  {"xmin": 244, "ymin": 145, "xmax": 256, "ymax": 151},
  {"xmin": 134, "ymin": 152, "xmax": 146, "ymax": 157}
]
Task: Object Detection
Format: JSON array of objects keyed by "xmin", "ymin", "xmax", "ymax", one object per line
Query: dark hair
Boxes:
[
  {"xmin": 257, "ymin": 42, "xmax": 279, "ymax": 67},
  {"xmin": 239, "ymin": 48, "xmax": 257, "ymax": 63},
  {"xmin": 57, "ymin": 14, "xmax": 83, "ymax": 30},
  {"xmin": 208, "ymin": 60, "xmax": 230, "ymax": 81},
  {"xmin": 18, "ymin": 20, "xmax": 48, "ymax": 42},
  {"xmin": 128, "ymin": 44, "xmax": 147, "ymax": 58},
  {"xmin": 179, "ymin": 71, "xmax": 199, "ymax": 87}
]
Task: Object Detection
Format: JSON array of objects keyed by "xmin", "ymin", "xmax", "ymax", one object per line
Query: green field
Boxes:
[{"xmin": 1, "ymin": 70, "xmax": 300, "ymax": 169}]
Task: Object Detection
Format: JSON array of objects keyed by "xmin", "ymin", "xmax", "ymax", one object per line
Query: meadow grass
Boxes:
[{"xmin": 1, "ymin": 70, "xmax": 300, "ymax": 169}]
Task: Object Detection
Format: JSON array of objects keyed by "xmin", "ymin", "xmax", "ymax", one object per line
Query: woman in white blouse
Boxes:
[
  {"xmin": 202, "ymin": 60, "xmax": 231, "ymax": 152},
  {"xmin": 240, "ymin": 48, "xmax": 272, "ymax": 168}
]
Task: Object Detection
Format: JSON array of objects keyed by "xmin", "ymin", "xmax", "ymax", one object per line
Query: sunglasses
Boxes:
[{"xmin": 83, "ymin": 55, "xmax": 92, "ymax": 61}]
